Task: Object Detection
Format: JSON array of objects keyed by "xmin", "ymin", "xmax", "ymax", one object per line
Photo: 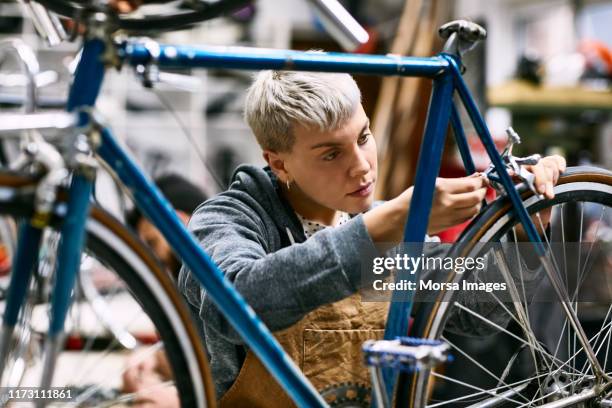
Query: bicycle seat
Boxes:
[{"xmin": 438, "ymin": 20, "xmax": 486, "ymax": 43}]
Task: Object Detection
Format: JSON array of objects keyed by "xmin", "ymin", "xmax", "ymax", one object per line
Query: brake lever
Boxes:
[{"xmin": 484, "ymin": 127, "xmax": 543, "ymax": 199}]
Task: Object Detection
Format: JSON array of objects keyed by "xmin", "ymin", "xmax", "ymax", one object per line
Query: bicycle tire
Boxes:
[
  {"xmin": 37, "ymin": 0, "xmax": 252, "ymax": 33},
  {"xmin": 0, "ymin": 172, "xmax": 216, "ymax": 407},
  {"xmin": 398, "ymin": 166, "xmax": 612, "ymax": 407}
]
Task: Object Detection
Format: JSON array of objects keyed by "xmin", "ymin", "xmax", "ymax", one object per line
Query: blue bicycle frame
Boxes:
[{"xmin": 4, "ymin": 36, "xmax": 548, "ymax": 408}]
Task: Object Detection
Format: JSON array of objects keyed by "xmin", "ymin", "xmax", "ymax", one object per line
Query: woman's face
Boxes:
[{"xmin": 267, "ymin": 104, "xmax": 377, "ymax": 216}]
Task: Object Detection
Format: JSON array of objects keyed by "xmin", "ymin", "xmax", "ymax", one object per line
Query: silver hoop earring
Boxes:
[{"xmin": 286, "ymin": 180, "xmax": 291, "ymax": 190}]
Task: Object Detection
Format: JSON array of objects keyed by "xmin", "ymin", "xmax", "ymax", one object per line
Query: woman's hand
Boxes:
[
  {"xmin": 364, "ymin": 173, "xmax": 487, "ymax": 243},
  {"xmin": 122, "ymin": 349, "xmax": 178, "ymax": 407},
  {"xmin": 515, "ymin": 155, "xmax": 567, "ymax": 240},
  {"xmin": 427, "ymin": 174, "xmax": 488, "ymax": 235},
  {"xmin": 516, "ymin": 155, "xmax": 567, "ymax": 200},
  {"xmin": 108, "ymin": 0, "xmax": 142, "ymax": 13}
]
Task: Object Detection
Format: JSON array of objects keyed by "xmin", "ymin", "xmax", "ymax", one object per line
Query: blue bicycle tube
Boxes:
[
  {"xmin": 49, "ymin": 174, "xmax": 94, "ymax": 335},
  {"xmin": 67, "ymin": 38, "xmax": 106, "ymax": 112},
  {"xmin": 381, "ymin": 67, "xmax": 455, "ymax": 403},
  {"xmin": 447, "ymin": 55, "xmax": 545, "ymax": 250},
  {"xmin": 120, "ymin": 42, "xmax": 449, "ymax": 78},
  {"xmin": 46, "ymin": 38, "xmax": 106, "ymax": 336},
  {"xmin": 96, "ymin": 126, "xmax": 327, "ymax": 408},
  {"xmin": 2, "ymin": 222, "xmax": 43, "ymax": 326},
  {"xmin": 450, "ymin": 103, "xmax": 476, "ymax": 175}
]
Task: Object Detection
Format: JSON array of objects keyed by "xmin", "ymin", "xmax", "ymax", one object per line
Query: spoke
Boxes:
[
  {"xmin": 578, "ymin": 307, "xmax": 612, "ymax": 380},
  {"xmin": 472, "ymin": 273, "xmax": 552, "ymax": 365},
  {"xmin": 441, "ymin": 335, "xmax": 531, "ymax": 403},
  {"xmin": 429, "ymin": 371, "xmax": 526, "ymax": 406},
  {"xmin": 454, "ymin": 302, "xmax": 578, "ymax": 373},
  {"xmin": 572, "ymin": 202, "xmax": 585, "ymax": 391},
  {"xmin": 511, "ymin": 226, "xmax": 533, "ymax": 333},
  {"xmin": 549, "ymin": 319, "xmax": 612, "ymax": 380},
  {"xmin": 536, "ymin": 213, "xmax": 564, "ymax": 283},
  {"xmin": 72, "ymin": 342, "xmax": 165, "ymax": 405},
  {"xmin": 517, "ymin": 375, "xmax": 594, "ymax": 408},
  {"xmin": 569, "ymin": 206, "xmax": 607, "ymax": 304},
  {"xmin": 534, "ymin": 212, "xmax": 598, "ymax": 379},
  {"xmin": 512, "ymin": 226, "xmax": 548, "ymax": 392},
  {"xmin": 426, "ymin": 372, "xmax": 551, "ymax": 408},
  {"xmin": 73, "ymin": 306, "xmax": 144, "ymax": 382},
  {"xmin": 70, "ymin": 274, "xmax": 131, "ymax": 377},
  {"xmin": 551, "ymin": 318, "xmax": 570, "ymax": 376},
  {"xmin": 491, "ymin": 247, "xmax": 553, "ymax": 375},
  {"xmin": 605, "ymin": 305, "xmax": 612, "ymax": 373},
  {"xmin": 560, "ymin": 203, "xmax": 567, "ymax": 290},
  {"xmin": 536, "ymin": 245, "xmax": 604, "ymax": 377},
  {"xmin": 575, "ymin": 207, "xmax": 605, "ymax": 286}
]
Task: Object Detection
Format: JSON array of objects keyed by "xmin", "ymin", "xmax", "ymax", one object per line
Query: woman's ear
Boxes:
[{"xmin": 263, "ymin": 150, "xmax": 291, "ymax": 183}]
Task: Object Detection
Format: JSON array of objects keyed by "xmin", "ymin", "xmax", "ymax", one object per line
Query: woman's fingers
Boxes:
[
  {"xmin": 108, "ymin": 0, "xmax": 142, "ymax": 13},
  {"xmin": 451, "ymin": 204, "xmax": 481, "ymax": 224},
  {"xmin": 450, "ymin": 187, "xmax": 487, "ymax": 209},
  {"xmin": 529, "ymin": 162, "xmax": 549, "ymax": 196},
  {"xmin": 438, "ymin": 175, "xmax": 487, "ymax": 194},
  {"xmin": 529, "ymin": 155, "xmax": 566, "ymax": 199}
]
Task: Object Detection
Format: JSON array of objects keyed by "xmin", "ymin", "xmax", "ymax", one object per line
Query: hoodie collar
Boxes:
[{"xmin": 230, "ymin": 164, "xmax": 306, "ymax": 244}]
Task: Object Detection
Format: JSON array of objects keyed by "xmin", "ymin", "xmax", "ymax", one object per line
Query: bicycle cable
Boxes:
[{"xmin": 152, "ymin": 88, "xmax": 226, "ymax": 191}]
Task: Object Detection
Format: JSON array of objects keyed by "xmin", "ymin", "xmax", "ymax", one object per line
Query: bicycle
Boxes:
[{"xmin": 0, "ymin": 1, "xmax": 610, "ymax": 407}]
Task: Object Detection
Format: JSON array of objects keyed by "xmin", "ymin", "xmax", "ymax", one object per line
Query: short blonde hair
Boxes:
[{"xmin": 244, "ymin": 70, "xmax": 361, "ymax": 152}]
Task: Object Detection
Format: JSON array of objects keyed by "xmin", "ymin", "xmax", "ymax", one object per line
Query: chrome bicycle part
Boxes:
[
  {"xmin": 484, "ymin": 127, "xmax": 543, "ymax": 198},
  {"xmin": 0, "ymin": 112, "xmax": 77, "ymax": 133},
  {"xmin": 17, "ymin": 0, "xmax": 66, "ymax": 46},
  {"xmin": 305, "ymin": 0, "xmax": 369, "ymax": 52},
  {"xmin": 0, "ymin": 39, "xmax": 40, "ymax": 114},
  {"xmin": 364, "ymin": 337, "xmax": 451, "ymax": 408}
]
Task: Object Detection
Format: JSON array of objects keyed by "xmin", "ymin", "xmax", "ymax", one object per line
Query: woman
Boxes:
[{"xmin": 179, "ymin": 70, "xmax": 565, "ymax": 407}]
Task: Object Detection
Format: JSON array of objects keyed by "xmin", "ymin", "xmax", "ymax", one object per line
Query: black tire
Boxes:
[
  {"xmin": 37, "ymin": 0, "xmax": 252, "ymax": 33},
  {"xmin": 0, "ymin": 172, "xmax": 216, "ymax": 407},
  {"xmin": 397, "ymin": 166, "xmax": 612, "ymax": 407}
]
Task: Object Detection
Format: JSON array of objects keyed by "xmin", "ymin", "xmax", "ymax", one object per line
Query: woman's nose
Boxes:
[{"xmin": 349, "ymin": 148, "xmax": 370, "ymax": 177}]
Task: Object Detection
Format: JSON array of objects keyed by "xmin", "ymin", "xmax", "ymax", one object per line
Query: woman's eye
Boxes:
[
  {"xmin": 358, "ymin": 134, "xmax": 370, "ymax": 145},
  {"xmin": 323, "ymin": 151, "xmax": 339, "ymax": 161}
]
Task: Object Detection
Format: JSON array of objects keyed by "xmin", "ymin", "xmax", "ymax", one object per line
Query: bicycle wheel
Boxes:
[
  {"xmin": 0, "ymin": 172, "xmax": 215, "ymax": 407},
  {"xmin": 399, "ymin": 166, "xmax": 612, "ymax": 407}
]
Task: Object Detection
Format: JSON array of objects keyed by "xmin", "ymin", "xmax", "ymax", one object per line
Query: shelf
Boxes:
[{"xmin": 488, "ymin": 80, "xmax": 612, "ymax": 114}]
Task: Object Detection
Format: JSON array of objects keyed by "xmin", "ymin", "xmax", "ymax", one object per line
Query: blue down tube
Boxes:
[{"xmin": 97, "ymin": 126, "xmax": 327, "ymax": 408}]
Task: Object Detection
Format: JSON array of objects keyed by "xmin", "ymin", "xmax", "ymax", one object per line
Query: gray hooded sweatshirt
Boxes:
[
  {"xmin": 178, "ymin": 165, "xmax": 384, "ymax": 397},
  {"xmin": 178, "ymin": 165, "xmax": 542, "ymax": 398}
]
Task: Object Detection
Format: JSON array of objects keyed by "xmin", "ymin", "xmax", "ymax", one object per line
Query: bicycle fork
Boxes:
[
  {"xmin": 39, "ymin": 172, "xmax": 95, "ymax": 398},
  {"xmin": 0, "ymin": 223, "xmax": 44, "ymax": 386},
  {"xmin": 0, "ymin": 138, "xmax": 96, "ymax": 407}
]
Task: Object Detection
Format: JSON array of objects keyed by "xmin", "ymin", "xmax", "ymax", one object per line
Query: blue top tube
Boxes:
[{"xmin": 119, "ymin": 42, "xmax": 449, "ymax": 78}]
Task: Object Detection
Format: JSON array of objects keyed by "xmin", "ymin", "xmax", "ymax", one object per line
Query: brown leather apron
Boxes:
[{"xmin": 219, "ymin": 294, "xmax": 389, "ymax": 407}]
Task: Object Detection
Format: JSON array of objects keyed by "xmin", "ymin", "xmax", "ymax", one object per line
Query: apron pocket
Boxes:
[{"xmin": 303, "ymin": 328, "xmax": 384, "ymax": 392}]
